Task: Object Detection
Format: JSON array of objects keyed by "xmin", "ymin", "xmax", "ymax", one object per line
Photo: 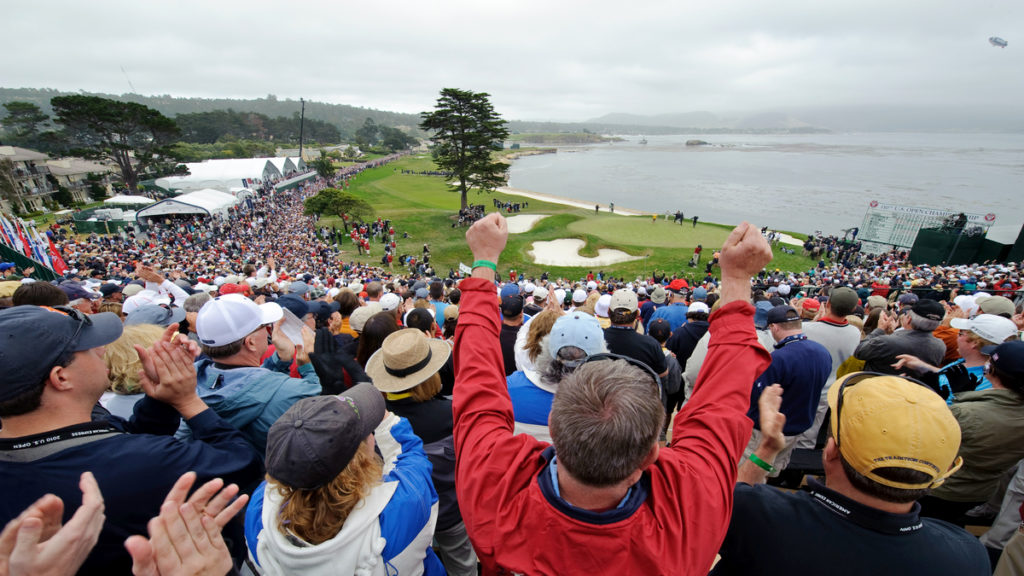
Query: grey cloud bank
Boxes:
[{"xmin": 3, "ymin": 0, "xmax": 1023, "ymax": 123}]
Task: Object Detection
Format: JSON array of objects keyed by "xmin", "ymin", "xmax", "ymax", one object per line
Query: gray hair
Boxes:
[
  {"xmin": 536, "ymin": 336, "xmax": 607, "ymax": 389},
  {"xmin": 184, "ymin": 292, "xmax": 212, "ymax": 314},
  {"xmin": 549, "ymin": 360, "xmax": 664, "ymax": 487}
]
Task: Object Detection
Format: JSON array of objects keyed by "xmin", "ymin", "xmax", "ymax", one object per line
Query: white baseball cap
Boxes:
[
  {"xmin": 380, "ymin": 292, "xmax": 402, "ymax": 311},
  {"xmin": 950, "ymin": 314, "xmax": 1018, "ymax": 345},
  {"xmin": 196, "ymin": 294, "xmax": 283, "ymax": 347},
  {"xmin": 122, "ymin": 290, "xmax": 171, "ymax": 316}
]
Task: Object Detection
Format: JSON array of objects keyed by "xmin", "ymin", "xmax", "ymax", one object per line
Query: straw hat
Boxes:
[{"xmin": 366, "ymin": 328, "xmax": 451, "ymax": 393}]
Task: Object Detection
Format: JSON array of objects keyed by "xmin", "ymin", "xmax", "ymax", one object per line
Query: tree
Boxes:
[
  {"xmin": 2, "ymin": 102, "xmax": 50, "ymax": 140},
  {"xmin": 420, "ymin": 88, "xmax": 509, "ymax": 210},
  {"xmin": 379, "ymin": 126, "xmax": 418, "ymax": 152},
  {"xmin": 355, "ymin": 118, "xmax": 379, "ymax": 149},
  {"xmin": 303, "ymin": 187, "xmax": 373, "ymax": 233},
  {"xmin": 51, "ymin": 95, "xmax": 180, "ymax": 192},
  {"xmin": 86, "ymin": 173, "xmax": 109, "ymax": 201},
  {"xmin": 311, "ymin": 150, "xmax": 336, "ymax": 179}
]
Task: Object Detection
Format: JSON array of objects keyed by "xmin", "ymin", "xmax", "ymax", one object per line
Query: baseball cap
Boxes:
[
  {"xmin": 866, "ymin": 295, "xmax": 887, "ymax": 310},
  {"xmin": 978, "ymin": 295, "xmax": 1016, "ymax": 318},
  {"xmin": 593, "ymin": 294, "xmax": 612, "ymax": 318},
  {"xmin": 572, "ymin": 289, "xmax": 587, "ymax": 304},
  {"xmin": 912, "ymin": 299, "xmax": 944, "ymax": 322},
  {"xmin": 666, "ymin": 279, "xmax": 689, "ymax": 294},
  {"xmin": 800, "ymin": 298, "xmax": 821, "ymax": 312},
  {"xmin": 776, "ymin": 284, "xmax": 791, "ymax": 297},
  {"xmin": 500, "ymin": 295, "xmax": 524, "ymax": 316},
  {"xmin": 950, "ymin": 314, "xmax": 1018, "ymax": 345},
  {"xmin": 414, "ymin": 287, "xmax": 429, "ymax": 300},
  {"xmin": 828, "ymin": 287, "xmax": 859, "ymax": 312},
  {"xmin": 0, "ymin": 306, "xmax": 122, "ymax": 403},
  {"xmin": 533, "ymin": 286, "xmax": 549, "ymax": 300},
  {"xmin": 549, "ymin": 311, "xmax": 604, "ymax": 360},
  {"xmin": 218, "ymin": 283, "xmax": 249, "ymax": 296},
  {"xmin": 765, "ymin": 305, "xmax": 799, "ymax": 325},
  {"xmin": 265, "ymin": 385, "xmax": 386, "ymax": 490},
  {"xmin": 59, "ymin": 282, "xmax": 101, "ymax": 302},
  {"xmin": 980, "ymin": 341, "xmax": 1024, "ymax": 389},
  {"xmin": 196, "ymin": 293, "xmax": 283, "ymax": 347},
  {"xmin": 500, "ymin": 284, "xmax": 521, "ymax": 299},
  {"xmin": 647, "ymin": 318, "xmax": 671, "ymax": 342},
  {"xmin": 692, "ymin": 286, "xmax": 708, "ymax": 301},
  {"xmin": 288, "ymin": 281, "xmax": 311, "ymax": 296},
  {"xmin": 610, "ymin": 289, "xmax": 638, "ymax": 313},
  {"xmin": 586, "ymin": 280, "xmax": 598, "ymax": 291},
  {"xmin": 443, "ymin": 304, "xmax": 460, "ymax": 321},
  {"xmin": 828, "ymin": 372, "xmax": 963, "ymax": 490},
  {"xmin": 277, "ymin": 294, "xmax": 310, "ymax": 320},
  {"xmin": 380, "ymin": 292, "xmax": 402, "ymax": 311},
  {"xmin": 99, "ymin": 283, "xmax": 123, "ymax": 298},
  {"xmin": 649, "ymin": 286, "xmax": 667, "ymax": 305},
  {"xmin": 125, "ymin": 304, "xmax": 186, "ymax": 327},
  {"xmin": 898, "ymin": 292, "xmax": 920, "ymax": 306},
  {"xmin": 687, "ymin": 301, "xmax": 710, "ymax": 315}
]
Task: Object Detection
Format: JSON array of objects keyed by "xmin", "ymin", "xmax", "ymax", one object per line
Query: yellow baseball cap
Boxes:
[{"xmin": 828, "ymin": 373, "xmax": 963, "ymax": 490}]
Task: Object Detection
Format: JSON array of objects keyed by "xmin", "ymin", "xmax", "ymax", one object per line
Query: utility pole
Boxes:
[{"xmin": 298, "ymin": 98, "xmax": 306, "ymax": 162}]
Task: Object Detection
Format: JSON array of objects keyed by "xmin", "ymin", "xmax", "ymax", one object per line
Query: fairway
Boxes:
[{"xmin": 317, "ymin": 155, "xmax": 814, "ymax": 280}]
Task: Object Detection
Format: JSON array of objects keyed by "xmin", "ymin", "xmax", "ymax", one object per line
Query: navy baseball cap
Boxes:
[
  {"xmin": 981, "ymin": 340, "xmax": 1024, "ymax": 390},
  {"xmin": 0, "ymin": 306, "xmax": 122, "ymax": 402},
  {"xmin": 765, "ymin": 305, "xmax": 800, "ymax": 325}
]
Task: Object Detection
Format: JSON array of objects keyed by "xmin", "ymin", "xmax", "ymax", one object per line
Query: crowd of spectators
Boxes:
[{"xmin": 2, "ymin": 178, "xmax": 1024, "ymax": 574}]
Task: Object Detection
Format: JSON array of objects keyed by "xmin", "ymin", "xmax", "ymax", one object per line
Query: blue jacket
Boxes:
[
  {"xmin": 179, "ymin": 354, "xmax": 321, "ymax": 456},
  {"xmin": 0, "ymin": 398, "xmax": 263, "ymax": 575}
]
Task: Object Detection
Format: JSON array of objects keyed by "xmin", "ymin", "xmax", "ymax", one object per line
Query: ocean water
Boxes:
[{"xmin": 507, "ymin": 133, "xmax": 1024, "ymax": 239}]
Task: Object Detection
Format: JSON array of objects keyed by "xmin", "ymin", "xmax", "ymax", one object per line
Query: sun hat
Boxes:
[
  {"xmin": 828, "ymin": 372, "xmax": 963, "ymax": 490},
  {"xmin": 0, "ymin": 306, "xmax": 122, "ymax": 403},
  {"xmin": 649, "ymin": 286, "xmax": 667, "ymax": 305},
  {"xmin": 549, "ymin": 311, "xmax": 604, "ymax": 360},
  {"xmin": 950, "ymin": 314, "xmax": 1018, "ymax": 345},
  {"xmin": 196, "ymin": 293, "xmax": 283, "ymax": 347},
  {"xmin": 265, "ymin": 385, "xmax": 386, "ymax": 490},
  {"xmin": 365, "ymin": 328, "xmax": 452, "ymax": 393},
  {"xmin": 349, "ymin": 302, "xmax": 382, "ymax": 333}
]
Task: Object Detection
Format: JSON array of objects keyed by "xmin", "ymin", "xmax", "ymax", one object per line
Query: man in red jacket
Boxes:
[{"xmin": 453, "ymin": 213, "xmax": 773, "ymax": 575}]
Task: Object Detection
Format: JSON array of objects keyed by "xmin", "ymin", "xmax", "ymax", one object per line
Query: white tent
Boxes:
[
  {"xmin": 135, "ymin": 189, "xmax": 240, "ymax": 222},
  {"xmin": 104, "ymin": 195, "xmax": 155, "ymax": 206},
  {"xmin": 154, "ymin": 158, "xmax": 283, "ymax": 193}
]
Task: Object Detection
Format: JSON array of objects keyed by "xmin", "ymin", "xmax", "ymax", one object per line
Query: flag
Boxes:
[
  {"xmin": 46, "ymin": 234, "xmax": 68, "ymax": 275},
  {"xmin": 0, "ymin": 214, "xmax": 22, "ymax": 252},
  {"xmin": 14, "ymin": 219, "xmax": 31, "ymax": 258},
  {"xmin": 31, "ymin": 226, "xmax": 52, "ymax": 268}
]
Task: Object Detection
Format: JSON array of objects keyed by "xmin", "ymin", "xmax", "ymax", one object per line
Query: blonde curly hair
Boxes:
[{"xmin": 105, "ymin": 324, "xmax": 166, "ymax": 395}]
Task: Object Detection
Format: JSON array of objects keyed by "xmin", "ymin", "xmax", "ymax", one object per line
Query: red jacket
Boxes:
[{"xmin": 453, "ymin": 277, "xmax": 770, "ymax": 575}]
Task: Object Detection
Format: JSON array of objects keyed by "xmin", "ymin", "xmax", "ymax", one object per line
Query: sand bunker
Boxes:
[
  {"xmin": 506, "ymin": 214, "xmax": 548, "ymax": 234},
  {"xmin": 530, "ymin": 239, "xmax": 642, "ymax": 267}
]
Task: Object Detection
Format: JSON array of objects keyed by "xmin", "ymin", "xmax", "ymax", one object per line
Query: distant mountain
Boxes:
[{"xmin": 0, "ymin": 88, "xmax": 425, "ymax": 140}]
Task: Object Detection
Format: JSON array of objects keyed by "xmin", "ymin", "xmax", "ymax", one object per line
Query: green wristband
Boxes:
[
  {"xmin": 472, "ymin": 259, "xmax": 497, "ymax": 272},
  {"xmin": 749, "ymin": 453, "xmax": 776, "ymax": 474}
]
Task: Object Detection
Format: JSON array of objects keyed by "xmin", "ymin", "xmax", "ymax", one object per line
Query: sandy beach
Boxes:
[{"xmin": 498, "ymin": 186, "xmax": 646, "ymax": 216}]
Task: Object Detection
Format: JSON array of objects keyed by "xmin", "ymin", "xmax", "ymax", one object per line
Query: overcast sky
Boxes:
[{"xmin": 3, "ymin": 1, "xmax": 1023, "ymax": 121}]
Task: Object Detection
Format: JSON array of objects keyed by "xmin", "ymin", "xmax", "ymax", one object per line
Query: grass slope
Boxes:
[{"xmin": 318, "ymin": 155, "xmax": 815, "ymax": 280}]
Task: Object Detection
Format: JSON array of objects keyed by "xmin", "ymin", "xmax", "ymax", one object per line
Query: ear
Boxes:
[
  {"xmin": 822, "ymin": 437, "xmax": 841, "ymax": 468},
  {"xmin": 48, "ymin": 363, "xmax": 75, "ymax": 392}
]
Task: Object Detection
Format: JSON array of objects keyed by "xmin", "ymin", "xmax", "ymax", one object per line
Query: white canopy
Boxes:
[
  {"xmin": 105, "ymin": 195, "xmax": 155, "ymax": 206},
  {"xmin": 135, "ymin": 189, "xmax": 240, "ymax": 221},
  {"xmin": 154, "ymin": 158, "xmax": 283, "ymax": 193}
]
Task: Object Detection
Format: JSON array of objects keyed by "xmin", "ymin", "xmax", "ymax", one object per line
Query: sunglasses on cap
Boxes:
[
  {"xmin": 41, "ymin": 305, "xmax": 93, "ymax": 355},
  {"xmin": 576, "ymin": 352, "xmax": 663, "ymax": 400},
  {"xmin": 833, "ymin": 371, "xmax": 932, "ymax": 450}
]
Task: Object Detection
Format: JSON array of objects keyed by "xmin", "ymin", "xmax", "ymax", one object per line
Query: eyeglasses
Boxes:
[
  {"xmin": 577, "ymin": 352, "xmax": 663, "ymax": 400},
  {"xmin": 41, "ymin": 305, "xmax": 93, "ymax": 356},
  {"xmin": 833, "ymin": 371, "xmax": 931, "ymax": 449}
]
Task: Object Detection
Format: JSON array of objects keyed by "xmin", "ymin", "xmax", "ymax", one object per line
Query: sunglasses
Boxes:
[
  {"xmin": 833, "ymin": 371, "xmax": 932, "ymax": 450},
  {"xmin": 42, "ymin": 305, "xmax": 93, "ymax": 355},
  {"xmin": 577, "ymin": 352, "xmax": 663, "ymax": 400}
]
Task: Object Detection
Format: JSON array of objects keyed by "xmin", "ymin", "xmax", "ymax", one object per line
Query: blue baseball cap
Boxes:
[
  {"xmin": 549, "ymin": 312, "xmax": 604, "ymax": 361},
  {"xmin": 0, "ymin": 306, "xmax": 122, "ymax": 402}
]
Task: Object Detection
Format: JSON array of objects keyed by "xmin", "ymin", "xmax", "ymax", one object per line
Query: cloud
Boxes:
[{"xmin": 3, "ymin": 0, "xmax": 1024, "ymax": 121}]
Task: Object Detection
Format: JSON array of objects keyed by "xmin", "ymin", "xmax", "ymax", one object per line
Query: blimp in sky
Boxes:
[{"xmin": 989, "ymin": 36, "xmax": 1008, "ymax": 48}]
